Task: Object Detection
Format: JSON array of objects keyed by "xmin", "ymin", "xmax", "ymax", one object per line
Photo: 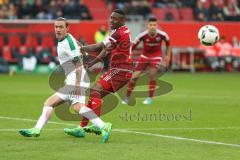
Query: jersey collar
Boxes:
[{"xmin": 58, "ymin": 33, "xmax": 69, "ymax": 42}]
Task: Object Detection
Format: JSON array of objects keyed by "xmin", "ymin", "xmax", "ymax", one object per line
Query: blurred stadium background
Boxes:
[
  {"xmin": 1, "ymin": 1, "xmax": 240, "ymax": 160},
  {"xmin": 0, "ymin": 0, "xmax": 240, "ymax": 73}
]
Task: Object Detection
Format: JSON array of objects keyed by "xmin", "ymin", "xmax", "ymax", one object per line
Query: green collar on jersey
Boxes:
[
  {"xmin": 57, "ymin": 34, "xmax": 76, "ymax": 51},
  {"xmin": 58, "ymin": 33, "xmax": 69, "ymax": 42}
]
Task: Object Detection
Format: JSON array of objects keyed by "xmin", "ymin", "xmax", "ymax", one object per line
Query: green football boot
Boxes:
[
  {"xmin": 83, "ymin": 125, "xmax": 101, "ymax": 135},
  {"xmin": 143, "ymin": 97, "xmax": 153, "ymax": 105},
  {"xmin": 101, "ymin": 122, "xmax": 112, "ymax": 143},
  {"xmin": 64, "ymin": 126, "xmax": 85, "ymax": 138},
  {"xmin": 19, "ymin": 128, "xmax": 41, "ymax": 137}
]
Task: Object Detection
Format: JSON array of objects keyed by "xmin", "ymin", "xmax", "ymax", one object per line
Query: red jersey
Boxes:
[
  {"xmin": 132, "ymin": 29, "xmax": 170, "ymax": 58},
  {"xmin": 103, "ymin": 25, "xmax": 132, "ymax": 70}
]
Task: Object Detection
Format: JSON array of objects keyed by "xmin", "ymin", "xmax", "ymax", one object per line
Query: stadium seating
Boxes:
[
  {"xmin": 179, "ymin": 8, "xmax": 194, "ymax": 21},
  {"xmin": 152, "ymin": 8, "xmax": 180, "ymax": 21},
  {"xmin": 19, "ymin": 45, "xmax": 28, "ymax": 56},
  {"xmin": 41, "ymin": 34, "xmax": 55, "ymax": 48},
  {"xmin": 84, "ymin": 0, "xmax": 110, "ymax": 20},
  {"xmin": 0, "ymin": 35, "xmax": 4, "ymax": 48},
  {"xmin": 90, "ymin": 9, "xmax": 111, "ymax": 20},
  {"xmin": 8, "ymin": 34, "xmax": 21, "ymax": 48},
  {"xmin": 25, "ymin": 34, "xmax": 40, "ymax": 48},
  {"xmin": 2, "ymin": 46, "xmax": 13, "ymax": 62}
]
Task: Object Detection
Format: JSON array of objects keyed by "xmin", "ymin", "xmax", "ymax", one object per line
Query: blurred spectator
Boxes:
[
  {"xmin": 37, "ymin": 47, "xmax": 53, "ymax": 64},
  {"xmin": 223, "ymin": 0, "xmax": 240, "ymax": 16},
  {"xmin": 209, "ymin": 0, "xmax": 224, "ymax": 21},
  {"xmin": 232, "ymin": 36, "xmax": 240, "ymax": 70},
  {"xmin": 155, "ymin": 0, "xmax": 181, "ymax": 8},
  {"xmin": 32, "ymin": 0, "xmax": 44, "ymax": 17},
  {"xmin": 7, "ymin": 3, "xmax": 17, "ymax": 19},
  {"xmin": 125, "ymin": 0, "xmax": 151, "ymax": 18},
  {"xmin": 232, "ymin": 36, "xmax": 240, "ymax": 48},
  {"xmin": 138, "ymin": 1, "xmax": 152, "ymax": 18},
  {"xmin": 94, "ymin": 25, "xmax": 110, "ymax": 70},
  {"xmin": 126, "ymin": 1, "xmax": 139, "ymax": 16},
  {"xmin": 0, "ymin": 0, "xmax": 93, "ymax": 20},
  {"xmin": 22, "ymin": 47, "xmax": 37, "ymax": 71},
  {"xmin": 11, "ymin": 47, "xmax": 23, "ymax": 68},
  {"xmin": 200, "ymin": 44, "xmax": 220, "ymax": 71},
  {"xmin": 194, "ymin": 0, "xmax": 209, "ymax": 21},
  {"xmin": 180, "ymin": 0, "xmax": 195, "ymax": 8},
  {"xmin": 62, "ymin": 0, "xmax": 75, "ymax": 19},
  {"xmin": 18, "ymin": 0, "xmax": 33, "ymax": 19},
  {"xmin": 48, "ymin": 0, "xmax": 58, "ymax": 19},
  {"xmin": 0, "ymin": 57, "xmax": 10, "ymax": 73},
  {"xmin": 216, "ymin": 37, "xmax": 233, "ymax": 57},
  {"xmin": 115, "ymin": 0, "xmax": 129, "ymax": 10},
  {"xmin": 33, "ymin": 0, "xmax": 53, "ymax": 19},
  {"xmin": 223, "ymin": 0, "xmax": 240, "ymax": 20},
  {"xmin": 0, "ymin": 3, "xmax": 9, "ymax": 19},
  {"xmin": 215, "ymin": 36, "xmax": 234, "ymax": 71},
  {"xmin": 164, "ymin": 12, "xmax": 175, "ymax": 21},
  {"xmin": 75, "ymin": 0, "xmax": 92, "ymax": 20},
  {"xmin": 94, "ymin": 25, "xmax": 109, "ymax": 43},
  {"xmin": 232, "ymin": 55, "xmax": 240, "ymax": 70}
]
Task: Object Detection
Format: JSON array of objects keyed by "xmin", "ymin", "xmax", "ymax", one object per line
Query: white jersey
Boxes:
[
  {"xmin": 56, "ymin": 33, "xmax": 90, "ymax": 105},
  {"xmin": 57, "ymin": 33, "xmax": 81, "ymax": 65}
]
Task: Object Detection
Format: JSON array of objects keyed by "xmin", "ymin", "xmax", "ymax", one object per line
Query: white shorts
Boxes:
[{"xmin": 56, "ymin": 68, "xmax": 90, "ymax": 105}]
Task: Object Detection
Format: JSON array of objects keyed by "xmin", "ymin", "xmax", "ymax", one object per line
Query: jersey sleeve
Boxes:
[
  {"xmin": 66, "ymin": 35, "xmax": 83, "ymax": 64},
  {"xmin": 132, "ymin": 32, "xmax": 144, "ymax": 51},
  {"xmin": 161, "ymin": 32, "xmax": 170, "ymax": 46},
  {"xmin": 102, "ymin": 30, "xmax": 120, "ymax": 49}
]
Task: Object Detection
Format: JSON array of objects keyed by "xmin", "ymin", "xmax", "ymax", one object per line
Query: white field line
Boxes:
[
  {"xmin": 1, "ymin": 116, "xmax": 240, "ymax": 148},
  {"xmin": 169, "ymin": 94, "xmax": 240, "ymax": 100},
  {"xmin": 0, "ymin": 116, "xmax": 76, "ymax": 126},
  {"xmin": 1, "ymin": 116, "xmax": 240, "ymax": 131},
  {"xmin": 123, "ymin": 127, "xmax": 240, "ymax": 131},
  {"xmin": 0, "ymin": 128, "xmax": 63, "ymax": 131},
  {"xmin": 117, "ymin": 130, "xmax": 240, "ymax": 148}
]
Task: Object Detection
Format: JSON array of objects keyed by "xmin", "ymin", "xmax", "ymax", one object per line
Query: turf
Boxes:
[{"xmin": 0, "ymin": 73, "xmax": 240, "ymax": 160}]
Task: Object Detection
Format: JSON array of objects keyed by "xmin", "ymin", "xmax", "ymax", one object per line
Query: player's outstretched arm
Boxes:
[
  {"xmin": 77, "ymin": 41, "xmax": 88, "ymax": 56},
  {"xmin": 81, "ymin": 42, "xmax": 104, "ymax": 53},
  {"xmin": 88, "ymin": 49, "xmax": 109, "ymax": 68}
]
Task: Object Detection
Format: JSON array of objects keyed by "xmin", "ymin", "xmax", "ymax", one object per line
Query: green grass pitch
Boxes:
[{"xmin": 0, "ymin": 73, "xmax": 240, "ymax": 160}]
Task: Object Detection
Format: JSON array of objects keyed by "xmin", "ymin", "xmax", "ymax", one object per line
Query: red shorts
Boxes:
[
  {"xmin": 135, "ymin": 55, "xmax": 162, "ymax": 71},
  {"xmin": 98, "ymin": 68, "xmax": 133, "ymax": 92}
]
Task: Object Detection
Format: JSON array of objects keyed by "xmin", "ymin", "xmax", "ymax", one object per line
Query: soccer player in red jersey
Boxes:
[
  {"xmin": 122, "ymin": 16, "xmax": 171, "ymax": 105},
  {"xmin": 64, "ymin": 9, "xmax": 133, "ymax": 138}
]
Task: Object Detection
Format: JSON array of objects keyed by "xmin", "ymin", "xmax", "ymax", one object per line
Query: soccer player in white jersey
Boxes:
[{"xmin": 19, "ymin": 17, "xmax": 112, "ymax": 143}]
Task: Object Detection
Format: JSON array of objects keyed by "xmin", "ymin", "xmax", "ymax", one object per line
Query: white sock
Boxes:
[
  {"xmin": 35, "ymin": 106, "xmax": 53, "ymax": 130},
  {"xmin": 79, "ymin": 106, "xmax": 105, "ymax": 129}
]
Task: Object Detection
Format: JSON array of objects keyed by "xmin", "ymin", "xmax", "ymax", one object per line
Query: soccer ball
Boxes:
[{"xmin": 198, "ymin": 25, "xmax": 220, "ymax": 46}]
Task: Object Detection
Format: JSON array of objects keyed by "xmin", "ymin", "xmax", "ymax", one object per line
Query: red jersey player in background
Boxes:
[
  {"xmin": 122, "ymin": 16, "xmax": 171, "ymax": 105},
  {"xmin": 64, "ymin": 9, "xmax": 132, "ymax": 142}
]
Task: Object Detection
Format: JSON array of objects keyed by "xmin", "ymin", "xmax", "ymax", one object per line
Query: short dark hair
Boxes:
[
  {"xmin": 113, "ymin": 9, "xmax": 126, "ymax": 17},
  {"xmin": 55, "ymin": 17, "xmax": 68, "ymax": 27},
  {"xmin": 148, "ymin": 16, "xmax": 157, "ymax": 22}
]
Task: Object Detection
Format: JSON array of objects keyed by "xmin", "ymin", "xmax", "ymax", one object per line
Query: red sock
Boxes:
[
  {"xmin": 80, "ymin": 90, "xmax": 102, "ymax": 127},
  {"xmin": 149, "ymin": 80, "xmax": 156, "ymax": 98},
  {"xmin": 126, "ymin": 79, "xmax": 137, "ymax": 97}
]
